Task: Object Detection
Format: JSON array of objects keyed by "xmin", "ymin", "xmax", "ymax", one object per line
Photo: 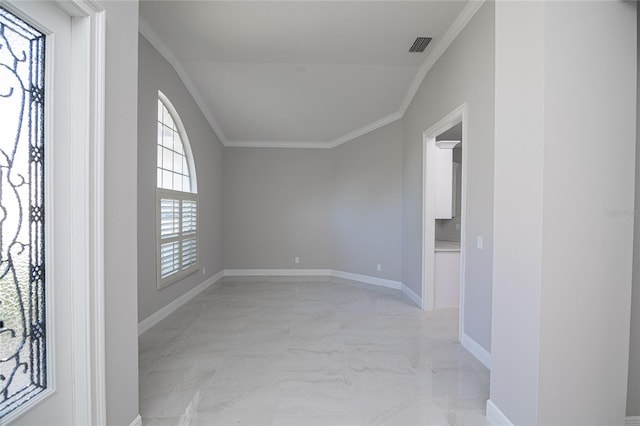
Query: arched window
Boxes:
[{"xmin": 156, "ymin": 91, "xmax": 198, "ymax": 288}]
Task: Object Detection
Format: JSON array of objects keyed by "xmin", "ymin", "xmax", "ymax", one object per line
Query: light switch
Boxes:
[{"xmin": 477, "ymin": 236, "xmax": 484, "ymax": 249}]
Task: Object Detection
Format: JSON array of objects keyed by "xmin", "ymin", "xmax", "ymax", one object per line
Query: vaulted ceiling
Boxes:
[{"xmin": 140, "ymin": 1, "xmax": 479, "ymax": 148}]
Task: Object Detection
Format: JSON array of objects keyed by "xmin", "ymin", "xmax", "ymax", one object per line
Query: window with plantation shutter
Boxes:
[{"xmin": 156, "ymin": 92, "xmax": 198, "ymax": 288}]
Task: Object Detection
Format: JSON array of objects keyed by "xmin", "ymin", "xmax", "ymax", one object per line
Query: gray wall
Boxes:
[
  {"xmin": 402, "ymin": 2, "xmax": 495, "ymax": 351},
  {"xmin": 332, "ymin": 120, "xmax": 403, "ymax": 281},
  {"xmin": 628, "ymin": 4, "xmax": 640, "ymax": 418},
  {"xmin": 137, "ymin": 35, "xmax": 224, "ymax": 322},
  {"xmin": 223, "ymin": 148, "xmax": 333, "ymax": 270},
  {"xmin": 492, "ymin": 2, "xmax": 636, "ymax": 424},
  {"xmin": 103, "ymin": 1, "xmax": 140, "ymax": 424}
]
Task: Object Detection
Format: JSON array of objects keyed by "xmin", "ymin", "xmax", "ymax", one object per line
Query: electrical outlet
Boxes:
[
  {"xmin": 202, "ymin": 267, "xmax": 206, "ymax": 275},
  {"xmin": 456, "ymin": 223, "xmax": 461, "ymax": 231},
  {"xmin": 477, "ymin": 236, "xmax": 484, "ymax": 249},
  {"xmin": 295, "ymin": 257, "xmax": 300, "ymax": 264},
  {"xmin": 377, "ymin": 264, "xmax": 382, "ymax": 272}
]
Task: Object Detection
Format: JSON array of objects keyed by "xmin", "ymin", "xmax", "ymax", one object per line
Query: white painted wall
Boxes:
[
  {"xmin": 402, "ymin": 2, "xmax": 495, "ymax": 351},
  {"xmin": 491, "ymin": 3, "xmax": 544, "ymax": 423},
  {"xmin": 101, "ymin": 1, "xmax": 140, "ymax": 424},
  {"xmin": 331, "ymin": 120, "xmax": 403, "ymax": 281},
  {"xmin": 492, "ymin": 2, "xmax": 636, "ymax": 424},
  {"xmin": 628, "ymin": 4, "xmax": 640, "ymax": 418},
  {"xmin": 222, "ymin": 148, "xmax": 333, "ymax": 270},
  {"xmin": 137, "ymin": 35, "xmax": 224, "ymax": 322}
]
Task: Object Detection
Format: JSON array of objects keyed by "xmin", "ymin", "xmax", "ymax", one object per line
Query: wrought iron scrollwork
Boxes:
[{"xmin": 0, "ymin": 6, "xmax": 46, "ymax": 419}]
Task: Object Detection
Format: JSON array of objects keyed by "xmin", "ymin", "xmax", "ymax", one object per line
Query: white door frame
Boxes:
[
  {"xmin": 0, "ymin": 1, "xmax": 107, "ymax": 424},
  {"xmin": 421, "ymin": 103, "xmax": 468, "ymax": 342},
  {"xmin": 68, "ymin": 3, "xmax": 106, "ymax": 424},
  {"xmin": 62, "ymin": 2, "xmax": 107, "ymax": 424}
]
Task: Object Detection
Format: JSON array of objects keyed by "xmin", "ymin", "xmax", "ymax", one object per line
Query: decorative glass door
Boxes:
[{"xmin": 0, "ymin": 5, "xmax": 47, "ymax": 421}]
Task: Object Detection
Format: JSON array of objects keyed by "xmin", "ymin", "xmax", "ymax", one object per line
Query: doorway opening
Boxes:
[{"xmin": 422, "ymin": 104, "xmax": 467, "ymax": 342}]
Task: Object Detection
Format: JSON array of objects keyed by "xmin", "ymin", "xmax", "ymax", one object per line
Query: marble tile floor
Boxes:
[{"xmin": 139, "ymin": 276, "xmax": 490, "ymax": 426}]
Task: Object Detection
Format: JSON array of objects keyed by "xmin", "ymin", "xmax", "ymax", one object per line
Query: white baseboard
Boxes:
[
  {"xmin": 138, "ymin": 270, "xmax": 224, "ymax": 335},
  {"xmin": 138, "ymin": 269, "xmax": 404, "ymax": 335},
  {"xmin": 627, "ymin": 416, "xmax": 640, "ymax": 426},
  {"xmin": 461, "ymin": 333, "xmax": 491, "ymax": 369},
  {"xmin": 129, "ymin": 414, "xmax": 142, "ymax": 426},
  {"xmin": 330, "ymin": 270, "xmax": 402, "ymax": 290},
  {"xmin": 223, "ymin": 268, "xmax": 332, "ymax": 277},
  {"xmin": 486, "ymin": 400, "xmax": 513, "ymax": 426},
  {"xmin": 401, "ymin": 284, "xmax": 422, "ymax": 307},
  {"xmin": 223, "ymin": 268, "xmax": 402, "ymax": 290}
]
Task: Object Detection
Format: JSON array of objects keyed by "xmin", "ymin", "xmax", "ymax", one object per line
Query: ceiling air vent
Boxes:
[{"xmin": 409, "ymin": 37, "xmax": 432, "ymax": 53}]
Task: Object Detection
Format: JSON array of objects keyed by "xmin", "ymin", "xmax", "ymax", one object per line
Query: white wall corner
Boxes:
[
  {"xmin": 401, "ymin": 284, "xmax": 421, "ymax": 307},
  {"xmin": 486, "ymin": 400, "xmax": 514, "ymax": 426},
  {"xmin": 626, "ymin": 416, "xmax": 640, "ymax": 426},
  {"xmin": 461, "ymin": 333, "xmax": 491, "ymax": 369},
  {"xmin": 138, "ymin": 270, "xmax": 224, "ymax": 335},
  {"xmin": 129, "ymin": 414, "xmax": 142, "ymax": 426}
]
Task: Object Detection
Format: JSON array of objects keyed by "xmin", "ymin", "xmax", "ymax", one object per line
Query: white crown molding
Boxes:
[
  {"xmin": 139, "ymin": 18, "xmax": 228, "ymax": 147},
  {"xmin": 435, "ymin": 139, "xmax": 461, "ymax": 149},
  {"xmin": 398, "ymin": 0, "xmax": 485, "ymax": 115},
  {"xmin": 139, "ymin": 1, "xmax": 484, "ymax": 149},
  {"xmin": 486, "ymin": 400, "xmax": 514, "ymax": 426},
  {"xmin": 225, "ymin": 141, "xmax": 332, "ymax": 149},
  {"xmin": 55, "ymin": 0, "xmax": 103, "ymax": 16},
  {"xmin": 329, "ymin": 112, "xmax": 402, "ymax": 148}
]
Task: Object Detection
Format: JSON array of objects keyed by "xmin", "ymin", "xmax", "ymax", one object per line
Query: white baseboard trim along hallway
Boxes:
[
  {"xmin": 461, "ymin": 333, "xmax": 492, "ymax": 369},
  {"xmin": 138, "ymin": 271, "xmax": 224, "ymax": 335},
  {"xmin": 627, "ymin": 416, "xmax": 640, "ymax": 426},
  {"xmin": 138, "ymin": 269, "xmax": 402, "ymax": 335},
  {"xmin": 224, "ymin": 269, "xmax": 332, "ymax": 277},
  {"xmin": 486, "ymin": 400, "xmax": 513, "ymax": 426},
  {"xmin": 401, "ymin": 284, "xmax": 422, "ymax": 307},
  {"xmin": 330, "ymin": 270, "xmax": 402, "ymax": 289}
]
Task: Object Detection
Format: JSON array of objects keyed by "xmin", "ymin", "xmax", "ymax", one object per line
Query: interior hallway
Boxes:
[{"xmin": 139, "ymin": 277, "xmax": 489, "ymax": 425}]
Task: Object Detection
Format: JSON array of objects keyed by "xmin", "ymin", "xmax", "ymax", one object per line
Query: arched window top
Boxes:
[{"xmin": 157, "ymin": 91, "xmax": 197, "ymax": 193}]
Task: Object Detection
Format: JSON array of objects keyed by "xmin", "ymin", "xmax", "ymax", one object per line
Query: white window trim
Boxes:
[
  {"xmin": 155, "ymin": 92, "xmax": 199, "ymax": 289},
  {"xmin": 156, "ymin": 189, "xmax": 199, "ymax": 289},
  {"xmin": 158, "ymin": 90, "xmax": 197, "ymax": 193}
]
